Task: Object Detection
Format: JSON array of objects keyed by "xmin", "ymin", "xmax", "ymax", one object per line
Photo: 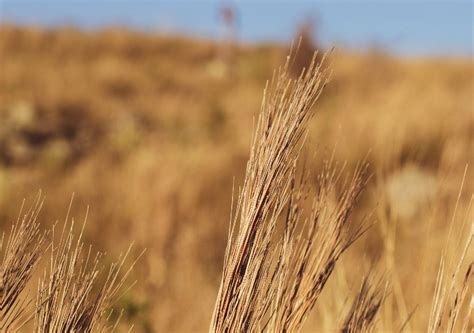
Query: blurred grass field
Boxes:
[{"xmin": 0, "ymin": 25, "xmax": 472, "ymax": 332}]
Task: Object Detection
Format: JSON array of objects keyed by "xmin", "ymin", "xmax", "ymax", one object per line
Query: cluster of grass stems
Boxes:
[
  {"xmin": 208, "ymin": 46, "xmax": 472, "ymax": 333},
  {"xmin": 1, "ymin": 47, "xmax": 472, "ymax": 332},
  {"xmin": 0, "ymin": 196, "xmax": 139, "ymax": 332}
]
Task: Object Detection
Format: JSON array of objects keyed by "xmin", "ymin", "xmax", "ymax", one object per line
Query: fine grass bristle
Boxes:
[
  {"xmin": 340, "ymin": 274, "xmax": 386, "ymax": 333},
  {"xmin": 210, "ymin": 47, "xmax": 368, "ymax": 332},
  {"xmin": 0, "ymin": 195, "xmax": 46, "ymax": 331},
  {"xmin": 0, "ymin": 195, "xmax": 140, "ymax": 332},
  {"xmin": 428, "ymin": 189, "xmax": 473, "ymax": 333},
  {"xmin": 428, "ymin": 234, "xmax": 472, "ymax": 333},
  {"xmin": 35, "ymin": 204, "xmax": 139, "ymax": 332},
  {"xmin": 266, "ymin": 160, "xmax": 368, "ymax": 332}
]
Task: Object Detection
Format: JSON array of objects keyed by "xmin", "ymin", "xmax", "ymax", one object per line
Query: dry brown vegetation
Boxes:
[
  {"xmin": 0, "ymin": 25, "xmax": 473, "ymax": 332},
  {"xmin": 0, "ymin": 194, "xmax": 138, "ymax": 332},
  {"xmin": 341, "ymin": 274, "xmax": 386, "ymax": 333},
  {"xmin": 209, "ymin": 50, "xmax": 369, "ymax": 332},
  {"xmin": 0, "ymin": 197, "xmax": 45, "ymax": 331}
]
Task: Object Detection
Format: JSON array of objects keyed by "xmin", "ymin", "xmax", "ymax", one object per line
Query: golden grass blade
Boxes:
[
  {"xmin": 34, "ymin": 205, "xmax": 140, "ymax": 333},
  {"xmin": 0, "ymin": 194, "xmax": 46, "ymax": 331},
  {"xmin": 340, "ymin": 274, "xmax": 386, "ymax": 333},
  {"xmin": 210, "ymin": 46, "xmax": 368, "ymax": 332},
  {"xmin": 428, "ymin": 184, "xmax": 473, "ymax": 333}
]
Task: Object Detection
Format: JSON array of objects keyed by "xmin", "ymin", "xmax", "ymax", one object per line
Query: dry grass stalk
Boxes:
[
  {"xmin": 34, "ymin": 204, "xmax": 138, "ymax": 333},
  {"xmin": 428, "ymin": 192, "xmax": 473, "ymax": 333},
  {"xmin": 340, "ymin": 275, "xmax": 386, "ymax": 333},
  {"xmin": 210, "ymin": 46, "xmax": 368, "ymax": 332},
  {"xmin": 0, "ymin": 196, "xmax": 46, "ymax": 332},
  {"xmin": 266, "ymin": 161, "xmax": 368, "ymax": 332}
]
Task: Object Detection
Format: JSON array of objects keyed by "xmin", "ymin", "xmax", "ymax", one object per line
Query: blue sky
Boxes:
[{"xmin": 0, "ymin": 1, "xmax": 472, "ymax": 57}]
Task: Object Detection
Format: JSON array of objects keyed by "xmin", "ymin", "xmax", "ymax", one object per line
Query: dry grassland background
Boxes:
[{"xmin": 0, "ymin": 25, "xmax": 472, "ymax": 332}]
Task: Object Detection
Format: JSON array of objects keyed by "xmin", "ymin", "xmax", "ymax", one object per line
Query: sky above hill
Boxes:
[{"xmin": 1, "ymin": 1, "xmax": 472, "ymax": 57}]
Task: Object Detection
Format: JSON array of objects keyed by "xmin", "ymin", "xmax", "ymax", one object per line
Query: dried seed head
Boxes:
[{"xmin": 210, "ymin": 47, "xmax": 367, "ymax": 333}]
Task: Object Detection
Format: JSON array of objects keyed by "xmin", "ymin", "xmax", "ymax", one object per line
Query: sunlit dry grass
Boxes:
[
  {"xmin": 0, "ymin": 25, "xmax": 472, "ymax": 332},
  {"xmin": 0, "ymin": 195, "xmax": 139, "ymax": 332}
]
